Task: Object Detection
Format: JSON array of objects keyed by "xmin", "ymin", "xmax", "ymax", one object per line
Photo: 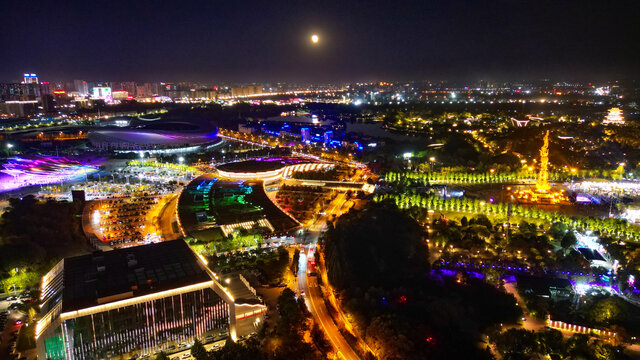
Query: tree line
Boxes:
[{"xmin": 374, "ymin": 193, "xmax": 640, "ymax": 241}]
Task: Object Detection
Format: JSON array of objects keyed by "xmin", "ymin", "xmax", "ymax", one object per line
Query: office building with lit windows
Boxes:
[{"xmin": 35, "ymin": 240, "xmax": 253, "ymax": 360}]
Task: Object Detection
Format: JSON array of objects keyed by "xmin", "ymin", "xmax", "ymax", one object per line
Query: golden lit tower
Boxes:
[
  {"xmin": 603, "ymin": 107, "xmax": 625, "ymax": 125},
  {"xmin": 513, "ymin": 130, "xmax": 567, "ymax": 204},
  {"xmin": 536, "ymin": 130, "xmax": 551, "ymax": 193}
]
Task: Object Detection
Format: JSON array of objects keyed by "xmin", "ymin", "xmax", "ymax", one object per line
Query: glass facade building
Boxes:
[
  {"xmin": 36, "ymin": 241, "xmax": 237, "ymax": 360},
  {"xmin": 43, "ymin": 287, "xmax": 228, "ymax": 359}
]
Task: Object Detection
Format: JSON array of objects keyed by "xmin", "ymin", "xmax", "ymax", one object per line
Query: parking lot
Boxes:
[{"xmin": 0, "ymin": 294, "xmax": 30, "ymax": 360}]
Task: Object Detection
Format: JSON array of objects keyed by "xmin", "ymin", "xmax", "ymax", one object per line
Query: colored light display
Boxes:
[
  {"xmin": 1, "ymin": 155, "xmax": 98, "ymax": 191},
  {"xmin": 514, "ymin": 131, "xmax": 567, "ymax": 204}
]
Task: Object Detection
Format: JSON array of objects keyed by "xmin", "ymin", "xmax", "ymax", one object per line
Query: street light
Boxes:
[{"xmin": 178, "ymin": 156, "xmax": 184, "ymax": 165}]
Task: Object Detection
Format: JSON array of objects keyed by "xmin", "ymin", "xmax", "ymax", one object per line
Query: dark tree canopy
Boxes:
[
  {"xmin": 324, "ymin": 200, "xmax": 428, "ymax": 289},
  {"xmin": 322, "ymin": 202, "xmax": 521, "ymax": 359}
]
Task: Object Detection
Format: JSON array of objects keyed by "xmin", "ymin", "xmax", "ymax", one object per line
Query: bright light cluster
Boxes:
[
  {"xmin": 1, "ymin": 155, "xmax": 98, "ymax": 191},
  {"xmin": 514, "ymin": 130, "xmax": 568, "ymax": 204},
  {"xmin": 603, "ymin": 107, "xmax": 624, "ymax": 125}
]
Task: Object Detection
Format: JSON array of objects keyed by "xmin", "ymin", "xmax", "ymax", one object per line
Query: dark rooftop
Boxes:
[
  {"xmin": 515, "ymin": 275, "xmax": 573, "ymax": 297},
  {"xmin": 61, "ymin": 240, "xmax": 211, "ymax": 312},
  {"xmin": 577, "ymin": 247, "xmax": 606, "ymax": 262}
]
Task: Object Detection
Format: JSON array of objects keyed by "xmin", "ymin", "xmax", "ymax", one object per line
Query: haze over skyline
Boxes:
[{"xmin": 1, "ymin": 0, "xmax": 638, "ymax": 83}]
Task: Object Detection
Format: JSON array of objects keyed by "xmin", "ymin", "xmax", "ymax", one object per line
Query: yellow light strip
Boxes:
[{"xmin": 60, "ymin": 281, "xmax": 214, "ymax": 320}]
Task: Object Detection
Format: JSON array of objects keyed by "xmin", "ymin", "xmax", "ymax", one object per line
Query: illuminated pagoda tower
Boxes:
[
  {"xmin": 603, "ymin": 107, "xmax": 625, "ymax": 125},
  {"xmin": 514, "ymin": 131, "xmax": 567, "ymax": 204},
  {"xmin": 535, "ymin": 130, "xmax": 551, "ymax": 193}
]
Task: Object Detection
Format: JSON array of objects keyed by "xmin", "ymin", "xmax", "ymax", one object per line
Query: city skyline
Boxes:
[
  {"xmin": 2, "ymin": 1, "xmax": 638, "ymax": 83},
  {"xmin": 2, "ymin": 2, "xmax": 640, "ymax": 360}
]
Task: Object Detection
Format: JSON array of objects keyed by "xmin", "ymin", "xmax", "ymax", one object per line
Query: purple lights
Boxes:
[{"xmin": 1, "ymin": 155, "xmax": 98, "ymax": 191}]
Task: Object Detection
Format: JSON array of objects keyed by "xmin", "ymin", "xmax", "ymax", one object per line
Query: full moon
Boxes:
[{"xmin": 311, "ymin": 34, "xmax": 319, "ymax": 44}]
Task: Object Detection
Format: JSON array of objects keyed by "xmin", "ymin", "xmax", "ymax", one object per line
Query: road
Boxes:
[
  {"xmin": 157, "ymin": 193, "xmax": 181, "ymax": 241},
  {"xmin": 297, "ymin": 251, "xmax": 360, "ymax": 360},
  {"xmin": 308, "ymin": 192, "xmax": 350, "ymax": 232},
  {"xmin": 503, "ymin": 282, "xmax": 547, "ymax": 332}
]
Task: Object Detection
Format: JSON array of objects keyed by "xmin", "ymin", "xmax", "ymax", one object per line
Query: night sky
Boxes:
[{"xmin": 1, "ymin": 0, "xmax": 638, "ymax": 83}]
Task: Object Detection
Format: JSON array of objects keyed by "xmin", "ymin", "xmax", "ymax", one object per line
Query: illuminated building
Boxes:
[
  {"xmin": 88, "ymin": 118, "xmax": 220, "ymax": 153},
  {"xmin": 514, "ymin": 131, "xmax": 567, "ymax": 204},
  {"xmin": 301, "ymin": 127, "xmax": 311, "ymax": 142},
  {"xmin": 23, "ymin": 73, "xmax": 38, "ymax": 84},
  {"xmin": 323, "ymin": 130, "xmax": 333, "ymax": 145},
  {"xmin": 231, "ymin": 85, "xmax": 262, "ymax": 97},
  {"xmin": 36, "ymin": 240, "xmax": 264, "ymax": 360},
  {"xmin": 603, "ymin": 107, "xmax": 624, "ymax": 125},
  {"xmin": 216, "ymin": 157, "xmax": 333, "ymax": 181},
  {"xmin": 112, "ymin": 90, "xmax": 129, "ymax": 101},
  {"xmin": 91, "ymin": 86, "xmax": 112, "ymax": 102}
]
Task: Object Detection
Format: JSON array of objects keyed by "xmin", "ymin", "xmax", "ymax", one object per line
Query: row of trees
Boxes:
[
  {"xmin": 374, "ymin": 193, "xmax": 640, "ymax": 241},
  {"xmin": 386, "ymin": 170, "xmax": 547, "ymax": 185},
  {"xmin": 383, "ymin": 168, "xmax": 602, "ymax": 186},
  {"xmin": 385, "ymin": 166, "xmax": 631, "ymax": 185},
  {"xmin": 491, "ymin": 328, "xmax": 628, "ymax": 360}
]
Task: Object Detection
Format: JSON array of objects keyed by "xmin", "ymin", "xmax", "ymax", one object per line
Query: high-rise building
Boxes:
[
  {"xmin": 231, "ymin": 87, "xmax": 243, "ymax": 97},
  {"xmin": 23, "ymin": 73, "xmax": 38, "ymax": 84},
  {"xmin": 323, "ymin": 130, "xmax": 333, "ymax": 145},
  {"xmin": 136, "ymin": 83, "xmax": 153, "ymax": 98},
  {"xmin": 35, "ymin": 240, "xmax": 261, "ymax": 360},
  {"xmin": 151, "ymin": 83, "xmax": 165, "ymax": 96},
  {"xmin": 40, "ymin": 82, "xmax": 52, "ymax": 95},
  {"xmin": 73, "ymin": 80, "xmax": 89, "ymax": 96},
  {"xmin": 301, "ymin": 127, "xmax": 311, "ymax": 142},
  {"xmin": 0, "ymin": 83, "xmax": 41, "ymax": 101},
  {"xmin": 231, "ymin": 85, "xmax": 262, "ymax": 97},
  {"xmin": 119, "ymin": 82, "xmax": 137, "ymax": 97}
]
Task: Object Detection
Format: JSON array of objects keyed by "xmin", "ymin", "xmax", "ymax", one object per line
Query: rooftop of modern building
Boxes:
[
  {"xmin": 216, "ymin": 157, "xmax": 314, "ymax": 173},
  {"xmin": 61, "ymin": 240, "xmax": 212, "ymax": 312},
  {"xmin": 177, "ymin": 175, "xmax": 299, "ymax": 235},
  {"xmin": 220, "ymin": 272, "xmax": 262, "ymax": 305}
]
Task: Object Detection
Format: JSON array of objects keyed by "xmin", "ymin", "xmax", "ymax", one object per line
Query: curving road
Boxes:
[{"xmin": 298, "ymin": 250, "xmax": 360, "ymax": 360}]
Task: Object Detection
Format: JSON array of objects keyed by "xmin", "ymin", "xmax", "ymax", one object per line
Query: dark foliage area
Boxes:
[
  {"xmin": 324, "ymin": 201, "xmax": 429, "ymax": 289},
  {"xmin": 187, "ymin": 288, "xmax": 324, "ymax": 360},
  {"xmin": 323, "ymin": 201, "xmax": 521, "ymax": 359},
  {"xmin": 491, "ymin": 328, "xmax": 630, "ymax": 360},
  {"xmin": 0, "ymin": 196, "xmax": 91, "ymax": 289}
]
